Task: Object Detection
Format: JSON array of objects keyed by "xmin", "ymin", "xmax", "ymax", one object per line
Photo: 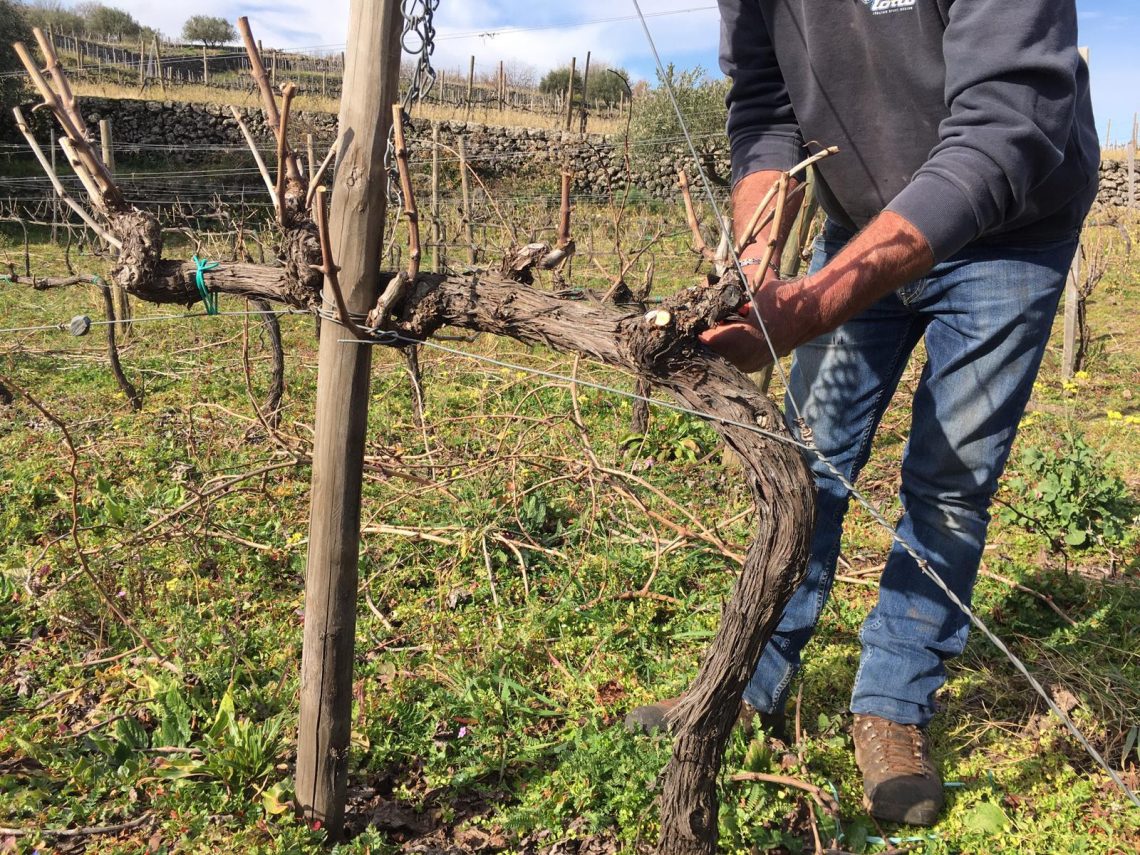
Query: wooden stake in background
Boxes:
[
  {"xmin": 1062, "ymin": 246, "xmax": 1082, "ymax": 381},
  {"xmin": 1128, "ymin": 111, "xmax": 1137, "ymax": 212},
  {"xmin": 458, "ymin": 137, "xmax": 475, "ymax": 265},
  {"xmin": 151, "ymin": 36, "xmax": 164, "ymax": 94},
  {"xmin": 564, "ymin": 56, "xmax": 576, "ymax": 132},
  {"xmin": 1063, "ymin": 46, "xmax": 1091, "ymax": 380},
  {"xmin": 466, "ymin": 55, "xmax": 475, "ymax": 118},
  {"xmin": 49, "ymin": 127, "xmax": 58, "ymax": 244},
  {"xmin": 98, "ymin": 118, "xmax": 114, "ymax": 173},
  {"xmin": 579, "ymin": 51, "xmax": 591, "ymax": 134},
  {"xmin": 97, "ymin": 117, "xmax": 131, "ymax": 334},
  {"xmin": 431, "ymin": 122, "xmax": 442, "ymax": 272},
  {"xmin": 295, "ymin": 0, "xmax": 403, "ymax": 838}
]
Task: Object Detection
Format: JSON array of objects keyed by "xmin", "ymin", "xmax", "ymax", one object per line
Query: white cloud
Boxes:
[{"xmin": 54, "ymin": 0, "xmax": 721, "ymax": 78}]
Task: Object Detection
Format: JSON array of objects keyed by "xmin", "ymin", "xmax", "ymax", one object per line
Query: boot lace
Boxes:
[{"xmin": 858, "ymin": 717, "xmax": 934, "ymax": 777}]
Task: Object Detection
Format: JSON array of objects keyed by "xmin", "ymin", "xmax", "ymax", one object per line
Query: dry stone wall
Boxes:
[
  {"xmin": 71, "ymin": 97, "xmax": 717, "ymax": 200},
  {"xmin": 1096, "ymin": 159, "xmax": 1136, "ymax": 208},
  {"xmin": 39, "ymin": 97, "xmax": 1139, "ymax": 209}
]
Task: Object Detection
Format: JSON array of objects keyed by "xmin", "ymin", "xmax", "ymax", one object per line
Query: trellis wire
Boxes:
[{"xmin": 0, "ymin": 307, "xmax": 306, "ymax": 335}]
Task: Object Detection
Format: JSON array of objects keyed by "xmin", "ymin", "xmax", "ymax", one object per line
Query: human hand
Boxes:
[
  {"xmin": 699, "ymin": 277, "xmax": 816, "ymax": 372},
  {"xmin": 698, "ymin": 314, "xmax": 776, "ymax": 373}
]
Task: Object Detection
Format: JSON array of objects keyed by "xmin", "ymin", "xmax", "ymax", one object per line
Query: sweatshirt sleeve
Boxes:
[
  {"xmin": 718, "ymin": 0, "xmax": 808, "ymax": 187},
  {"xmin": 886, "ymin": 0, "xmax": 1085, "ymax": 261}
]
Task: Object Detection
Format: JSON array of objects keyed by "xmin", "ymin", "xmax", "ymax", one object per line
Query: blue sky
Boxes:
[{"xmin": 58, "ymin": 0, "xmax": 1137, "ymax": 143}]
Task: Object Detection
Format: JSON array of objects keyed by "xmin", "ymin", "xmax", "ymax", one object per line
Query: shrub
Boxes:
[
  {"xmin": 181, "ymin": 14, "xmax": 236, "ymax": 47},
  {"xmin": 999, "ymin": 433, "xmax": 1137, "ymax": 552},
  {"xmin": 1, "ymin": 0, "xmax": 32, "ymax": 107},
  {"xmin": 629, "ymin": 64, "xmax": 730, "ymax": 184},
  {"xmin": 538, "ymin": 62, "xmax": 631, "ymax": 107}
]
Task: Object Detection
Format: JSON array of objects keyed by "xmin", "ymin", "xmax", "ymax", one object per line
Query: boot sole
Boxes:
[{"xmin": 862, "ymin": 793, "xmax": 941, "ymax": 827}]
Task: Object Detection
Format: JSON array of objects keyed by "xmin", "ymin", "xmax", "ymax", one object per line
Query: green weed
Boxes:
[{"xmin": 999, "ymin": 432, "xmax": 1137, "ymax": 552}]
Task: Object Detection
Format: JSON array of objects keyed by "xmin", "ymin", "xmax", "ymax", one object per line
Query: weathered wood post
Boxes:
[
  {"xmin": 579, "ymin": 51, "xmax": 591, "ymax": 133},
  {"xmin": 431, "ymin": 122, "xmax": 442, "ymax": 272},
  {"xmin": 98, "ymin": 118, "xmax": 114, "ymax": 173},
  {"xmin": 778, "ymin": 177, "xmax": 816, "ymax": 279},
  {"xmin": 1062, "ymin": 245, "xmax": 1083, "ymax": 379},
  {"xmin": 1128, "ymin": 112, "xmax": 1137, "ymax": 212},
  {"xmin": 458, "ymin": 137, "xmax": 475, "ymax": 264},
  {"xmin": 466, "ymin": 55, "xmax": 475, "ymax": 118},
  {"xmin": 564, "ymin": 56, "xmax": 576, "ymax": 131},
  {"xmin": 1062, "ymin": 47, "xmax": 1090, "ymax": 380},
  {"xmin": 202, "ymin": 45, "xmax": 209, "ymax": 86},
  {"xmin": 150, "ymin": 36, "xmax": 164, "ymax": 94},
  {"xmin": 98, "ymin": 117, "xmax": 131, "ymax": 334},
  {"xmin": 49, "ymin": 128, "xmax": 59, "ymax": 244},
  {"xmin": 295, "ymin": 0, "xmax": 403, "ymax": 837}
]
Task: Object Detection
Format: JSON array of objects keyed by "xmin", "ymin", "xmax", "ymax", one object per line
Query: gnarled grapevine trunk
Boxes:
[{"xmin": 393, "ymin": 270, "xmax": 815, "ymax": 855}]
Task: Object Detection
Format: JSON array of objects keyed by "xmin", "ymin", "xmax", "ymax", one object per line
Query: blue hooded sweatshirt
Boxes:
[{"xmin": 719, "ymin": 0, "xmax": 1100, "ymax": 261}]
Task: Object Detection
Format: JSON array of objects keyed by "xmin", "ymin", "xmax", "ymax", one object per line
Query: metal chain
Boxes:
[{"xmin": 385, "ymin": 0, "xmax": 440, "ymax": 208}]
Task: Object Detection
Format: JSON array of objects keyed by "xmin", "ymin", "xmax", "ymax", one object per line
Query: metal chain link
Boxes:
[{"xmin": 386, "ymin": 0, "xmax": 439, "ymax": 208}]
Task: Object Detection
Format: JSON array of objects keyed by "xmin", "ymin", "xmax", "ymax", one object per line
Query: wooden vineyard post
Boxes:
[
  {"xmin": 579, "ymin": 51, "xmax": 591, "ymax": 133},
  {"xmin": 458, "ymin": 137, "xmax": 475, "ymax": 264},
  {"xmin": 152, "ymin": 36, "xmax": 164, "ymax": 94},
  {"xmin": 98, "ymin": 118, "xmax": 131, "ymax": 335},
  {"xmin": 49, "ymin": 128, "xmax": 58, "ymax": 244},
  {"xmin": 431, "ymin": 122, "xmax": 442, "ymax": 272},
  {"xmin": 466, "ymin": 55, "xmax": 475, "ymax": 118},
  {"xmin": 778, "ymin": 170, "xmax": 818, "ymax": 279},
  {"xmin": 564, "ymin": 56, "xmax": 576, "ymax": 131},
  {"xmin": 1129, "ymin": 112, "xmax": 1137, "ymax": 212},
  {"xmin": 1062, "ymin": 46, "xmax": 1091, "ymax": 380},
  {"xmin": 98, "ymin": 118, "xmax": 114, "ymax": 174},
  {"xmin": 202, "ymin": 45, "xmax": 209, "ymax": 86},
  {"xmin": 295, "ymin": 0, "xmax": 403, "ymax": 837},
  {"xmin": 1062, "ymin": 245, "xmax": 1081, "ymax": 380}
]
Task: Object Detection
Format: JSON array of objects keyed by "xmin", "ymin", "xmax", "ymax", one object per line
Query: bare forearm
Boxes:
[
  {"xmin": 701, "ymin": 203, "xmax": 935, "ymax": 374},
  {"xmin": 732, "ymin": 169, "xmax": 803, "ymax": 278},
  {"xmin": 768, "ymin": 211, "xmax": 934, "ymax": 345}
]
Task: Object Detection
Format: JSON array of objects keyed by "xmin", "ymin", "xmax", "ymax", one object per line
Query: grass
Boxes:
[{"xmin": 0, "ymin": 193, "xmax": 1138, "ymax": 854}]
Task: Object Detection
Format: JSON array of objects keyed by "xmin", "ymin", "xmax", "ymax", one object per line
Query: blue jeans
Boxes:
[{"xmin": 743, "ymin": 221, "xmax": 1078, "ymax": 726}]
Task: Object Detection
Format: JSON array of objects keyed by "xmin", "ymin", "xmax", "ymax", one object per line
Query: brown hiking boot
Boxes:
[
  {"xmin": 623, "ymin": 695, "xmax": 787, "ymax": 742},
  {"xmin": 852, "ymin": 714, "xmax": 944, "ymax": 826}
]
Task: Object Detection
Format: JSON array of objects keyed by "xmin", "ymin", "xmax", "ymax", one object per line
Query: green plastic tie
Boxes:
[{"xmin": 191, "ymin": 255, "xmax": 220, "ymax": 316}]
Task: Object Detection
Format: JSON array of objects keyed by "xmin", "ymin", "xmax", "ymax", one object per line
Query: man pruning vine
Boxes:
[{"xmin": 628, "ymin": 0, "xmax": 1099, "ymax": 827}]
